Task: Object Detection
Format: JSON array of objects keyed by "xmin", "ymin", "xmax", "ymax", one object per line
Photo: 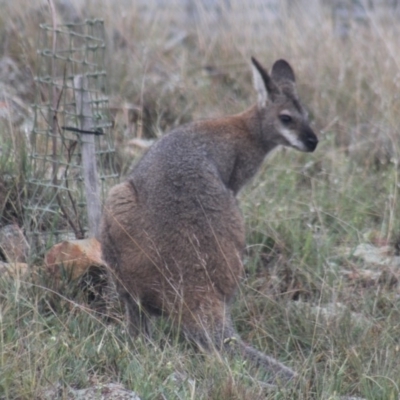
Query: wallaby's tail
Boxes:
[
  {"xmin": 232, "ymin": 338, "xmax": 298, "ymax": 384},
  {"xmin": 239, "ymin": 340, "xmax": 298, "ymax": 383},
  {"xmin": 182, "ymin": 307, "xmax": 298, "ymax": 385}
]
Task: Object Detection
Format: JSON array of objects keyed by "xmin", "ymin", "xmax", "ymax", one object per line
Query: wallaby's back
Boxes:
[
  {"xmin": 102, "ymin": 119, "xmax": 248, "ymax": 317},
  {"xmin": 101, "ymin": 57, "xmax": 318, "ymax": 384}
]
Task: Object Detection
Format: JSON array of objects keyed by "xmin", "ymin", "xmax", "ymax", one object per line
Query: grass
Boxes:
[{"xmin": 1, "ymin": 0, "xmax": 400, "ymax": 399}]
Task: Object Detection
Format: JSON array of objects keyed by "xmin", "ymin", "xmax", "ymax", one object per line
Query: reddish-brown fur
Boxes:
[{"xmin": 101, "ymin": 58, "xmax": 318, "ymax": 384}]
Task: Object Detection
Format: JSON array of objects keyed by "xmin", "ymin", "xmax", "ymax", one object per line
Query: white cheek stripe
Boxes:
[{"xmin": 280, "ymin": 128, "xmax": 306, "ymax": 150}]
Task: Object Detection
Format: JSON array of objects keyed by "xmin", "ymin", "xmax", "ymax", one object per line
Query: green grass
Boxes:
[{"xmin": 1, "ymin": 1, "xmax": 400, "ymax": 399}]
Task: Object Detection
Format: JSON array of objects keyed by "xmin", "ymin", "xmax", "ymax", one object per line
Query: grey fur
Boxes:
[{"xmin": 101, "ymin": 58, "xmax": 318, "ymax": 384}]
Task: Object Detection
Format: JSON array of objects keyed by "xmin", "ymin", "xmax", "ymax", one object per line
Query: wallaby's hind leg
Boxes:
[
  {"xmin": 122, "ymin": 293, "xmax": 152, "ymax": 339},
  {"xmin": 181, "ymin": 301, "xmax": 297, "ymax": 384}
]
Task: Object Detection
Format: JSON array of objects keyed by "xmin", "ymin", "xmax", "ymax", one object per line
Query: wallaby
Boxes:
[{"xmin": 101, "ymin": 57, "xmax": 318, "ymax": 384}]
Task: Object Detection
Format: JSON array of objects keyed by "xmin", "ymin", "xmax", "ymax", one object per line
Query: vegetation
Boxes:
[{"xmin": 1, "ymin": 1, "xmax": 400, "ymax": 399}]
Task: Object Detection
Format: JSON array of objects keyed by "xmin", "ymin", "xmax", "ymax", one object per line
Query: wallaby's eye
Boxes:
[{"xmin": 279, "ymin": 114, "xmax": 292, "ymax": 124}]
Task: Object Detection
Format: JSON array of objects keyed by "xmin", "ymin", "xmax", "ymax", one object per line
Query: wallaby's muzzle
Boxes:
[{"xmin": 302, "ymin": 128, "xmax": 318, "ymax": 152}]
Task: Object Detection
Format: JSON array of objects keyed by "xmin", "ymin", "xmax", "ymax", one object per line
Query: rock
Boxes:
[
  {"xmin": 71, "ymin": 383, "xmax": 142, "ymax": 400},
  {"xmin": 0, "ymin": 224, "xmax": 30, "ymax": 263},
  {"xmin": 55, "ymin": 0, "xmax": 82, "ymax": 23},
  {"xmin": 292, "ymin": 301, "xmax": 372, "ymax": 328},
  {"xmin": 127, "ymin": 138, "xmax": 155, "ymax": 150},
  {"xmin": 0, "ymin": 83, "xmax": 32, "ymax": 126},
  {"xmin": 0, "ymin": 261, "xmax": 29, "ymax": 277},
  {"xmin": 45, "ymin": 237, "xmax": 105, "ymax": 280},
  {"xmin": 42, "ymin": 382, "xmax": 142, "ymax": 400},
  {"xmin": 339, "ymin": 397, "xmax": 366, "ymax": 400},
  {"xmin": 353, "ymin": 243, "xmax": 400, "ymax": 267},
  {"xmin": 0, "ymin": 57, "xmax": 33, "ymax": 98},
  {"xmin": 339, "ymin": 243, "xmax": 400, "ymax": 288}
]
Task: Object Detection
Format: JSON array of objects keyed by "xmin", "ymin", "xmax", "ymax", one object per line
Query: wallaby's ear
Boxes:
[
  {"xmin": 271, "ymin": 59, "xmax": 296, "ymax": 84},
  {"xmin": 251, "ymin": 57, "xmax": 279, "ymax": 108}
]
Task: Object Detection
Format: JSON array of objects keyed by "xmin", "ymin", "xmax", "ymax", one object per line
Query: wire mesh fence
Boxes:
[{"xmin": 25, "ymin": 19, "xmax": 118, "ymax": 258}]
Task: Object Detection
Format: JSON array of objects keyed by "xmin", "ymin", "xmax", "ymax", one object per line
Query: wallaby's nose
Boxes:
[{"xmin": 305, "ymin": 132, "xmax": 318, "ymax": 152}]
